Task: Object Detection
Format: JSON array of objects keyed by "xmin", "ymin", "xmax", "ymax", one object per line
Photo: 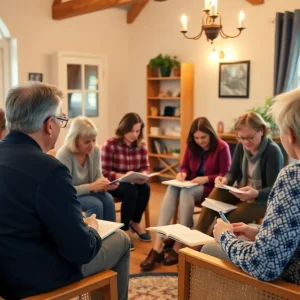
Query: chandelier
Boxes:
[{"xmin": 180, "ymin": 0, "xmax": 245, "ymax": 44}]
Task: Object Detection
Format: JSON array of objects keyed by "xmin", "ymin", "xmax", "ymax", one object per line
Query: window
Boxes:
[{"xmin": 67, "ymin": 64, "xmax": 100, "ymax": 118}]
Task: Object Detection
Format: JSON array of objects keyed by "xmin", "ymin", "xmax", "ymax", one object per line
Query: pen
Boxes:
[{"xmin": 219, "ymin": 211, "xmax": 229, "ymax": 223}]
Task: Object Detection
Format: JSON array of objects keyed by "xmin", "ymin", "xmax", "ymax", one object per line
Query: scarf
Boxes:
[{"xmin": 241, "ymin": 136, "xmax": 269, "ymax": 188}]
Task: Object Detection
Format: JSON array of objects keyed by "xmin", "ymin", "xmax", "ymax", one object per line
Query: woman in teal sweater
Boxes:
[{"xmin": 56, "ymin": 116, "xmax": 118, "ymax": 220}]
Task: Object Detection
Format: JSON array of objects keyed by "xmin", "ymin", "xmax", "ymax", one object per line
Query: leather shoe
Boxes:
[
  {"xmin": 164, "ymin": 249, "xmax": 178, "ymax": 266},
  {"xmin": 140, "ymin": 249, "xmax": 164, "ymax": 271},
  {"xmin": 163, "ymin": 238, "xmax": 175, "ymax": 253}
]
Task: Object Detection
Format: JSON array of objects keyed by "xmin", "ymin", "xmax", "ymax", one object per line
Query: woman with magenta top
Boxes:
[{"xmin": 140, "ymin": 117, "xmax": 231, "ymax": 270}]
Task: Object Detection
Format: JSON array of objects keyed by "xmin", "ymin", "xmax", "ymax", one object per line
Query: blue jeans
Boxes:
[{"xmin": 78, "ymin": 192, "xmax": 116, "ymax": 221}]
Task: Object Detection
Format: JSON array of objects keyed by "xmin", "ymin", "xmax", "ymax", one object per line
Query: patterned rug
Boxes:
[{"xmin": 128, "ymin": 272, "xmax": 178, "ymax": 299}]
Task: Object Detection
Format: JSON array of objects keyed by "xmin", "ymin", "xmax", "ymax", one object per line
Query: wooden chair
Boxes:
[
  {"xmin": 114, "ymin": 197, "xmax": 150, "ymax": 228},
  {"xmin": 24, "ymin": 270, "xmax": 118, "ymax": 300},
  {"xmin": 178, "ymin": 247, "xmax": 300, "ymax": 300}
]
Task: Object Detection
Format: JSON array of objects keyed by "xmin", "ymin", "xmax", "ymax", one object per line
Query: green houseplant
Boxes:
[
  {"xmin": 149, "ymin": 54, "xmax": 180, "ymax": 77},
  {"xmin": 249, "ymin": 97, "xmax": 279, "ymax": 135}
]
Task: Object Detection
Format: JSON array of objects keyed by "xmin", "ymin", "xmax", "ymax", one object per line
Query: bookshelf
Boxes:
[{"xmin": 146, "ymin": 63, "xmax": 194, "ymax": 179}]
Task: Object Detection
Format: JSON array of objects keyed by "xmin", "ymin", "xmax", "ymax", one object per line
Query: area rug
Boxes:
[{"xmin": 128, "ymin": 272, "xmax": 178, "ymax": 299}]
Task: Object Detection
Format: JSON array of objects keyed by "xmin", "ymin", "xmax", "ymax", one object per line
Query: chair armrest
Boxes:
[
  {"xmin": 178, "ymin": 247, "xmax": 300, "ymax": 300},
  {"xmin": 24, "ymin": 270, "xmax": 117, "ymax": 300}
]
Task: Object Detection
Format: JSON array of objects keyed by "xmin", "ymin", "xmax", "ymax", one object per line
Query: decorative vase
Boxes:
[{"xmin": 160, "ymin": 67, "xmax": 171, "ymax": 77}]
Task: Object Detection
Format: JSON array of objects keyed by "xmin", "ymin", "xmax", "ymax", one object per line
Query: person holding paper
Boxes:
[
  {"xmin": 140, "ymin": 117, "xmax": 231, "ymax": 270},
  {"xmin": 204, "ymin": 89, "xmax": 300, "ymax": 285},
  {"xmin": 0, "ymin": 82, "xmax": 130, "ymax": 300},
  {"xmin": 0, "ymin": 108, "xmax": 8, "ymax": 140},
  {"xmin": 196, "ymin": 112, "xmax": 283, "ymax": 235},
  {"xmin": 56, "ymin": 116, "xmax": 117, "ymax": 221},
  {"xmin": 101, "ymin": 113, "xmax": 151, "ymax": 249}
]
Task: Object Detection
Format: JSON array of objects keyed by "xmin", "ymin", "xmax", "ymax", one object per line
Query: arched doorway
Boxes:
[{"xmin": 0, "ymin": 18, "xmax": 18, "ymax": 108}]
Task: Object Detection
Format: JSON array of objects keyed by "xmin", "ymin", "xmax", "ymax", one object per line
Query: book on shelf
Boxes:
[
  {"xmin": 96, "ymin": 220, "xmax": 124, "ymax": 239},
  {"xmin": 162, "ymin": 179, "xmax": 198, "ymax": 189},
  {"xmin": 215, "ymin": 184, "xmax": 245, "ymax": 194},
  {"xmin": 146, "ymin": 224, "xmax": 214, "ymax": 247},
  {"xmin": 202, "ymin": 198, "xmax": 237, "ymax": 213},
  {"xmin": 152, "ymin": 139, "xmax": 166, "ymax": 154},
  {"xmin": 109, "ymin": 172, "xmax": 159, "ymax": 185}
]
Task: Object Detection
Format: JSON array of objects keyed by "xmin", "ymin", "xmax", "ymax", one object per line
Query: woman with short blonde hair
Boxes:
[
  {"xmin": 57, "ymin": 116, "xmax": 117, "ymax": 220},
  {"xmin": 205, "ymin": 88, "xmax": 300, "ymax": 285},
  {"xmin": 197, "ymin": 111, "xmax": 284, "ymax": 235}
]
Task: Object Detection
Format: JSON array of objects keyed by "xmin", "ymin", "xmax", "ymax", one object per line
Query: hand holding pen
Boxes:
[
  {"xmin": 213, "ymin": 211, "xmax": 233, "ymax": 243},
  {"xmin": 176, "ymin": 172, "xmax": 186, "ymax": 181}
]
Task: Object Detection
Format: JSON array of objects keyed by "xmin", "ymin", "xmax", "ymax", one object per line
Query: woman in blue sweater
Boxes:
[{"xmin": 206, "ymin": 89, "xmax": 300, "ymax": 284}]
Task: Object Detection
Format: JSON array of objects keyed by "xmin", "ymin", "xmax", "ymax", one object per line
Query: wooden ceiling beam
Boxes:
[
  {"xmin": 53, "ymin": 0, "xmax": 63, "ymax": 5},
  {"xmin": 127, "ymin": 0, "xmax": 149, "ymax": 24},
  {"xmin": 246, "ymin": 0, "xmax": 264, "ymax": 5},
  {"xmin": 52, "ymin": 0, "xmax": 135, "ymax": 20}
]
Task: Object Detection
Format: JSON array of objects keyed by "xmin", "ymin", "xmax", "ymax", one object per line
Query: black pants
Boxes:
[{"xmin": 109, "ymin": 182, "xmax": 150, "ymax": 230}]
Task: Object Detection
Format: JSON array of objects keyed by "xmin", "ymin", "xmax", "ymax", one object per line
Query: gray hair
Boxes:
[
  {"xmin": 5, "ymin": 82, "xmax": 63, "ymax": 133},
  {"xmin": 64, "ymin": 116, "xmax": 98, "ymax": 153},
  {"xmin": 270, "ymin": 88, "xmax": 300, "ymax": 141}
]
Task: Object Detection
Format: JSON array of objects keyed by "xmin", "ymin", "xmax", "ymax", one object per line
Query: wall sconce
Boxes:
[{"xmin": 210, "ymin": 48, "xmax": 225, "ymax": 60}]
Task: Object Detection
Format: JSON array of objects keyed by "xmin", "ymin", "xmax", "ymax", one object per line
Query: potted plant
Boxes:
[
  {"xmin": 149, "ymin": 54, "xmax": 180, "ymax": 77},
  {"xmin": 249, "ymin": 97, "xmax": 279, "ymax": 136},
  {"xmin": 171, "ymin": 148, "xmax": 180, "ymax": 157}
]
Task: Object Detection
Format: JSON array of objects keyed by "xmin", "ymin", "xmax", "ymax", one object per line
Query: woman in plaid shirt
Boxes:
[{"xmin": 101, "ymin": 113, "xmax": 151, "ymax": 249}]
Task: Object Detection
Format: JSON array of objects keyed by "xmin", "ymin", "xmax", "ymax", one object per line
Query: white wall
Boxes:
[
  {"xmin": 128, "ymin": 0, "xmax": 300, "ymax": 132},
  {"xmin": 0, "ymin": 0, "xmax": 299, "ymax": 137},
  {"xmin": 0, "ymin": 0, "xmax": 129, "ymax": 141}
]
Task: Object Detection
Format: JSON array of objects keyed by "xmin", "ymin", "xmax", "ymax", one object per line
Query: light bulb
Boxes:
[
  {"xmin": 238, "ymin": 11, "xmax": 245, "ymax": 28},
  {"xmin": 181, "ymin": 14, "xmax": 188, "ymax": 31}
]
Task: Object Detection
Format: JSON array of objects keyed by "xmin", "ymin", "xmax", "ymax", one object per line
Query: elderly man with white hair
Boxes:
[{"xmin": 203, "ymin": 88, "xmax": 300, "ymax": 285}]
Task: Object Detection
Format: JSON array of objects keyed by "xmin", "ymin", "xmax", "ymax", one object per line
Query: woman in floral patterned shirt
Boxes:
[
  {"xmin": 205, "ymin": 89, "xmax": 300, "ymax": 284},
  {"xmin": 101, "ymin": 113, "xmax": 151, "ymax": 249}
]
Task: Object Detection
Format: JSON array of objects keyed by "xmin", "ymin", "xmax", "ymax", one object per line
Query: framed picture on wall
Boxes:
[
  {"xmin": 219, "ymin": 61, "xmax": 250, "ymax": 98},
  {"xmin": 28, "ymin": 73, "xmax": 43, "ymax": 82}
]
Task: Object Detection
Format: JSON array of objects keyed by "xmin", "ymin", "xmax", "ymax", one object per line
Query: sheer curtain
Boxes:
[
  {"xmin": 290, "ymin": 53, "xmax": 300, "ymax": 89},
  {"xmin": 274, "ymin": 10, "xmax": 300, "ymax": 95}
]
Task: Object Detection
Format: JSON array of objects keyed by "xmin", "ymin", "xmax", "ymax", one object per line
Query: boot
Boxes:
[
  {"xmin": 164, "ymin": 249, "xmax": 178, "ymax": 266},
  {"xmin": 140, "ymin": 249, "xmax": 165, "ymax": 271}
]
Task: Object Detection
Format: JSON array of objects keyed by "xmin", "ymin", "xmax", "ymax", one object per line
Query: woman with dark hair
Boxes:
[
  {"xmin": 101, "ymin": 112, "xmax": 151, "ymax": 249},
  {"xmin": 197, "ymin": 112, "xmax": 284, "ymax": 237},
  {"xmin": 140, "ymin": 117, "xmax": 231, "ymax": 270},
  {"xmin": 0, "ymin": 108, "xmax": 8, "ymax": 140}
]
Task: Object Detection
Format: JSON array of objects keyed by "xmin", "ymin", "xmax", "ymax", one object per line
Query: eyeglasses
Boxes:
[
  {"xmin": 44, "ymin": 115, "xmax": 69, "ymax": 128},
  {"xmin": 236, "ymin": 132, "xmax": 258, "ymax": 142}
]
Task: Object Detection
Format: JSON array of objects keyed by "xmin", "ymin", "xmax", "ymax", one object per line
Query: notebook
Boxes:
[
  {"xmin": 109, "ymin": 172, "xmax": 159, "ymax": 185},
  {"xmin": 215, "ymin": 184, "xmax": 245, "ymax": 194},
  {"xmin": 146, "ymin": 224, "xmax": 214, "ymax": 247},
  {"xmin": 202, "ymin": 198, "xmax": 237, "ymax": 213},
  {"xmin": 162, "ymin": 179, "xmax": 198, "ymax": 189},
  {"xmin": 96, "ymin": 220, "xmax": 124, "ymax": 240}
]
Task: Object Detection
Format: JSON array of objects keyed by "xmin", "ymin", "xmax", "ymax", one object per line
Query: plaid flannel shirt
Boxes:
[{"xmin": 101, "ymin": 137, "xmax": 150, "ymax": 181}]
